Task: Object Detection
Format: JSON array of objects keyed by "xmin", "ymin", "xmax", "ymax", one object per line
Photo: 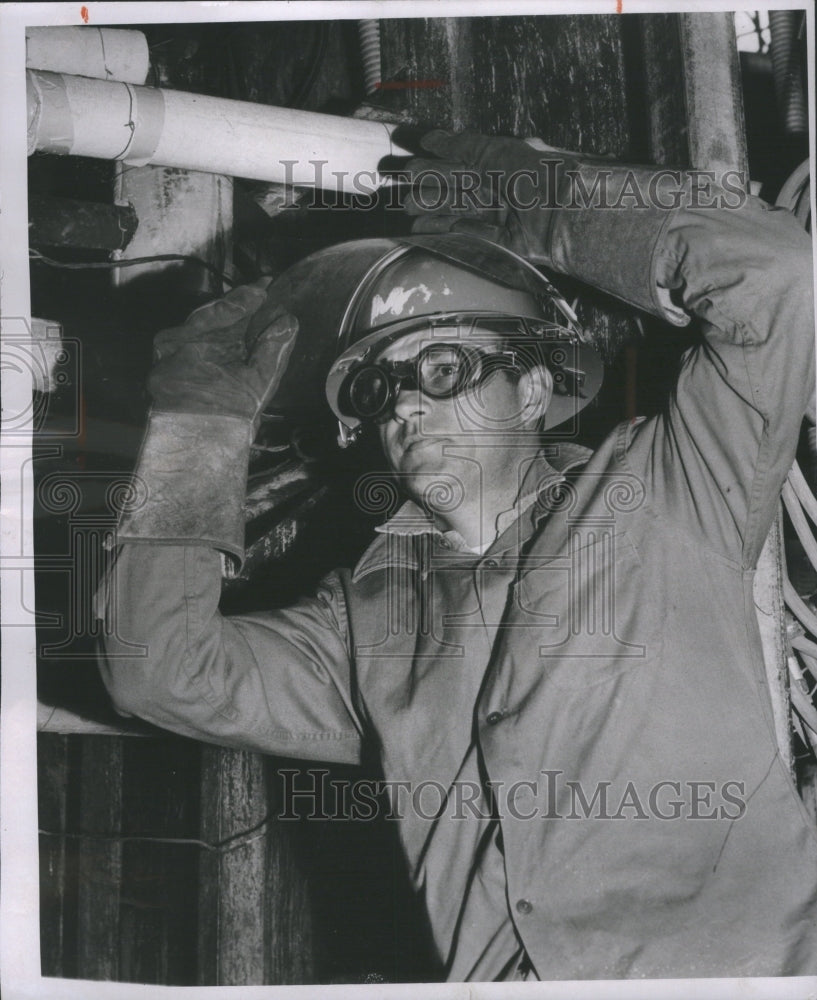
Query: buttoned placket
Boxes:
[{"xmin": 472, "ymin": 505, "xmax": 553, "ymax": 953}]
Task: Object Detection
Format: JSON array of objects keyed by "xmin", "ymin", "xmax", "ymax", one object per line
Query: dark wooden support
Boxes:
[
  {"xmin": 378, "ymin": 14, "xmax": 643, "ymax": 390},
  {"xmin": 76, "ymin": 737, "xmax": 123, "ymax": 980},
  {"xmin": 38, "ymin": 734, "xmax": 73, "ymax": 978},
  {"xmin": 197, "ymin": 748, "xmax": 269, "ymax": 985},
  {"xmin": 118, "ymin": 737, "xmax": 200, "ymax": 984},
  {"xmin": 29, "ymin": 195, "xmax": 138, "ymax": 251},
  {"xmin": 679, "ymin": 13, "xmax": 748, "ymax": 179},
  {"xmin": 637, "ymin": 15, "xmax": 689, "ymax": 166},
  {"xmin": 263, "ymin": 772, "xmax": 316, "ymax": 984}
]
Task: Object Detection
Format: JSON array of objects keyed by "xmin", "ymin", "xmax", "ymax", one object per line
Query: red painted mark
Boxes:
[
  {"xmin": 376, "ymin": 79, "xmax": 446, "ymax": 90},
  {"xmin": 80, "ymin": 5, "xmax": 89, "ymax": 22},
  {"xmin": 616, "ymin": 0, "xmax": 623, "ymax": 12}
]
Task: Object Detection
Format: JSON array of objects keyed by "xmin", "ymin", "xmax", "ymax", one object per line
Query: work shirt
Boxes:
[{"xmin": 99, "ymin": 196, "xmax": 817, "ymax": 980}]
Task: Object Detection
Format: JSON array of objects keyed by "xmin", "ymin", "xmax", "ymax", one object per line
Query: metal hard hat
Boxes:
[{"xmin": 250, "ymin": 234, "xmax": 603, "ymax": 442}]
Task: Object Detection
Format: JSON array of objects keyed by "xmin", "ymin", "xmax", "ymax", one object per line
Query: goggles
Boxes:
[
  {"xmin": 337, "ymin": 342, "xmax": 531, "ymax": 423},
  {"xmin": 334, "ymin": 314, "xmax": 589, "ymax": 425}
]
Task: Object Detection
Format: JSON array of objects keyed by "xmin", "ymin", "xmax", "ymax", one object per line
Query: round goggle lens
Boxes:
[
  {"xmin": 346, "ymin": 366, "xmax": 392, "ymax": 419},
  {"xmin": 417, "ymin": 345, "xmax": 473, "ymax": 397}
]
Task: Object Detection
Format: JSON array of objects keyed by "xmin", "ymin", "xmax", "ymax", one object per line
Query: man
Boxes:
[{"xmin": 98, "ymin": 132, "xmax": 817, "ymax": 981}]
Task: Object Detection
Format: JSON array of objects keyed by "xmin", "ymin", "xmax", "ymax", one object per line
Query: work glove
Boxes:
[
  {"xmin": 404, "ymin": 130, "xmax": 579, "ymax": 261},
  {"xmin": 116, "ymin": 279, "xmax": 299, "ymax": 568},
  {"xmin": 404, "ymin": 129, "xmax": 690, "ymax": 325},
  {"xmin": 148, "ymin": 279, "xmax": 296, "ymax": 430}
]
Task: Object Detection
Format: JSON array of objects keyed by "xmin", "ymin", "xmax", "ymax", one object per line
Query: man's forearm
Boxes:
[{"xmin": 117, "ymin": 411, "xmax": 252, "ymax": 566}]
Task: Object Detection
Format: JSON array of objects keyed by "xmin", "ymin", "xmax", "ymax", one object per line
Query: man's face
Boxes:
[{"xmin": 374, "ymin": 327, "xmax": 549, "ymax": 504}]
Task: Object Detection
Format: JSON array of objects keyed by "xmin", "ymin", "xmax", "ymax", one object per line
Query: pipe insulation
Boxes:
[
  {"xmin": 26, "ymin": 70, "xmax": 410, "ymax": 193},
  {"xmin": 25, "ymin": 27, "xmax": 149, "ymax": 84}
]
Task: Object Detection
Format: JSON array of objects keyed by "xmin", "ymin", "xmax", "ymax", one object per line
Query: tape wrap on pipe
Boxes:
[
  {"xmin": 27, "ymin": 70, "xmax": 73, "ymax": 155},
  {"xmin": 119, "ymin": 85, "xmax": 166, "ymax": 166}
]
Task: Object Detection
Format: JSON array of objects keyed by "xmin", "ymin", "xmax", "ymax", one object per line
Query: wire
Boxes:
[
  {"xmin": 29, "ymin": 248, "xmax": 238, "ymax": 288},
  {"xmin": 783, "ymin": 480, "xmax": 817, "ymax": 573},
  {"xmin": 38, "ymin": 812, "xmax": 272, "ymax": 855},
  {"xmin": 788, "ymin": 461, "xmax": 817, "ymax": 524}
]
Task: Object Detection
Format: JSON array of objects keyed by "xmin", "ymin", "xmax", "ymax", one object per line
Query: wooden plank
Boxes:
[
  {"xmin": 37, "ymin": 734, "xmax": 71, "ymax": 978},
  {"xmin": 379, "ymin": 14, "xmax": 641, "ymax": 371},
  {"xmin": 118, "ymin": 737, "xmax": 200, "ymax": 985},
  {"xmin": 197, "ymin": 747, "xmax": 269, "ymax": 985},
  {"xmin": 76, "ymin": 736, "xmax": 123, "ymax": 980},
  {"xmin": 264, "ymin": 778, "xmax": 316, "ymax": 984},
  {"xmin": 637, "ymin": 14, "xmax": 689, "ymax": 166},
  {"xmin": 680, "ymin": 12, "xmax": 749, "ymax": 180}
]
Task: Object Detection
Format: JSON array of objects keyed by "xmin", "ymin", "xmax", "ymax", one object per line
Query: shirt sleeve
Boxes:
[
  {"xmin": 622, "ymin": 196, "xmax": 815, "ymax": 568},
  {"xmin": 97, "ymin": 543, "xmax": 365, "ymax": 764}
]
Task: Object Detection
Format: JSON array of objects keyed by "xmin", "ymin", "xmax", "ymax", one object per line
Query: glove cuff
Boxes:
[
  {"xmin": 115, "ymin": 411, "xmax": 252, "ymax": 569},
  {"xmin": 545, "ymin": 161, "xmax": 690, "ymax": 326}
]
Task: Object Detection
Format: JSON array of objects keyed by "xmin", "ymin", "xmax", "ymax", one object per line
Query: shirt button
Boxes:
[
  {"xmin": 516, "ymin": 898, "xmax": 533, "ymax": 916},
  {"xmin": 486, "ymin": 711, "xmax": 504, "ymax": 726}
]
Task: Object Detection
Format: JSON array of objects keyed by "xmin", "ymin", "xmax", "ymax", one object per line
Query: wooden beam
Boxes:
[
  {"xmin": 28, "ymin": 195, "xmax": 138, "ymax": 251},
  {"xmin": 197, "ymin": 747, "xmax": 269, "ymax": 985},
  {"xmin": 37, "ymin": 734, "xmax": 73, "ymax": 978},
  {"xmin": 680, "ymin": 12, "xmax": 749, "ymax": 179},
  {"xmin": 76, "ymin": 737, "xmax": 123, "ymax": 980}
]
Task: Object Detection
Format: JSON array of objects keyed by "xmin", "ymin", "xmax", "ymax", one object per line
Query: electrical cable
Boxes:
[
  {"xmin": 791, "ymin": 633, "xmax": 817, "ymax": 672},
  {"xmin": 788, "ymin": 460, "xmax": 817, "ymax": 524},
  {"xmin": 784, "ymin": 578, "xmax": 817, "ymax": 639},
  {"xmin": 38, "ymin": 811, "xmax": 272, "ymax": 855},
  {"xmin": 782, "ymin": 473, "xmax": 817, "ymax": 740},
  {"xmin": 29, "ymin": 248, "xmax": 239, "ymax": 288},
  {"xmin": 783, "ymin": 479, "xmax": 817, "ymax": 571}
]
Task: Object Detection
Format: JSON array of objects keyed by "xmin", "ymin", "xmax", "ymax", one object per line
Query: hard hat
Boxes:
[{"xmin": 251, "ymin": 234, "xmax": 603, "ymax": 445}]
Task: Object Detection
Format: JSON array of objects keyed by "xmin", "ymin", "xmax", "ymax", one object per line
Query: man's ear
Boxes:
[{"xmin": 517, "ymin": 365, "xmax": 553, "ymax": 427}]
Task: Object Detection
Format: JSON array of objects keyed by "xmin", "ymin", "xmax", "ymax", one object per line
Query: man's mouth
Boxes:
[{"xmin": 402, "ymin": 435, "xmax": 439, "ymax": 454}]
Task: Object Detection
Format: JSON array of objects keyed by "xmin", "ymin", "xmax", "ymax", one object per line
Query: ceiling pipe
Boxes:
[
  {"xmin": 26, "ymin": 69, "xmax": 411, "ymax": 194},
  {"xmin": 26, "ymin": 27, "xmax": 149, "ymax": 84}
]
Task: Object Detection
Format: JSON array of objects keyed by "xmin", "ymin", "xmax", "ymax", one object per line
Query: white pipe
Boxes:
[
  {"xmin": 27, "ymin": 70, "xmax": 410, "ymax": 193},
  {"xmin": 25, "ymin": 27, "xmax": 149, "ymax": 85}
]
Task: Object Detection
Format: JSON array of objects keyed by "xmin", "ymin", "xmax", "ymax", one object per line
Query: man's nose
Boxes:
[{"xmin": 391, "ymin": 384, "xmax": 428, "ymax": 422}]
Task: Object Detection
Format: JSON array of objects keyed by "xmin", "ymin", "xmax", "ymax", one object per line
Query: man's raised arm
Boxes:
[
  {"xmin": 97, "ymin": 284, "xmax": 364, "ymax": 764},
  {"xmin": 405, "ymin": 130, "xmax": 815, "ymax": 564}
]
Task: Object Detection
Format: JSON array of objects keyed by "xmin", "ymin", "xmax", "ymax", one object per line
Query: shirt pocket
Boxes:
[{"xmin": 512, "ymin": 528, "xmax": 660, "ymax": 690}]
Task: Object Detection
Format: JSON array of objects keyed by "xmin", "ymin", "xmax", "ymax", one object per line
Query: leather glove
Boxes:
[
  {"xmin": 117, "ymin": 280, "xmax": 299, "ymax": 568},
  {"xmin": 404, "ymin": 129, "xmax": 689, "ymax": 324},
  {"xmin": 149, "ymin": 279, "xmax": 297, "ymax": 432},
  {"xmin": 404, "ymin": 129, "xmax": 580, "ymax": 263}
]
